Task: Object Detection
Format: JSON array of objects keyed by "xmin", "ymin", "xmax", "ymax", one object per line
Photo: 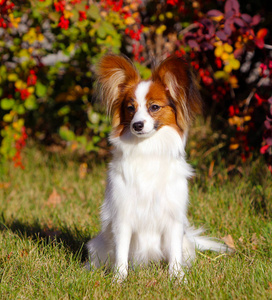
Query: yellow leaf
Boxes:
[
  {"xmin": 125, "ymin": 16, "xmax": 135, "ymax": 25},
  {"xmin": 224, "ymin": 64, "xmax": 232, "ymax": 73},
  {"xmin": 63, "ymin": 10, "xmax": 73, "ymax": 19},
  {"xmin": 15, "ymin": 80, "xmax": 27, "ymax": 90},
  {"xmin": 156, "ymin": 24, "xmax": 167, "ymax": 35},
  {"xmin": 8, "ymin": 73, "xmax": 18, "ymax": 82},
  {"xmin": 229, "ymin": 143, "xmax": 239, "ymax": 150},
  {"xmin": 229, "ymin": 58, "xmax": 240, "ymax": 70},
  {"xmin": 244, "ymin": 115, "xmax": 251, "ymax": 122},
  {"xmin": 214, "ymin": 70, "xmax": 229, "ymax": 80},
  {"xmin": 27, "ymin": 87, "xmax": 35, "ymax": 94},
  {"xmin": 223, "ymin": 43, "xmax": 233, "ymax": 53},
  {"xmin": 9, "ymin": 13, "xmax": 21, "ymax": 28},
  {"xmin": 229, "ymin": 75, "xmax": 239, "ymax": 88},
  {"xmin": 211, "ymin": 15, "xmax": 224, "ymax": 22},
  {"xmin": 221, "ymin": 52, "xmax": 229, "ymax": 61},
  {"xmin": 214, "ymin": 45, "xmax": 224, "ymax": 57},
  {"xmin": 166, "ymin": 12, "xmax": 173, "ymax": 18},
  {"xmin": 37, "ymin": 33, "xmax": 44, "ymax": 42}
]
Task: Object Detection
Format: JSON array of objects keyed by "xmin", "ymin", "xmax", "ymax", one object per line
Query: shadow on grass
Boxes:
[{"xmin": 0, "ymin": 214, "xmax": 91, "ymax": 263}]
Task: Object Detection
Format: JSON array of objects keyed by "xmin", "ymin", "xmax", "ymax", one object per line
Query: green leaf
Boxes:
[
  {"xmin": 97, "ymin": 26, "xmax": 106, "ymax": 39},
  {"xmin": 1, "ymin": 98, "xmax": 15, "ymax": 110},
  {"xmin": 103, "ymin": 21, "xmax": 116, "ymax": 35},
  {"xmin": 24, "ymin": 95, "xmax": 38, "ymax": 110},
  {"xmin": 59, "ymin": 126, "xmax": 75, "ymax": 141},
  {"xmin": 14, "ymin": 104, "xmax": 26, "ymax": 115},
  {"xmin": 58, "ymin": 105, "xmax": 71, "ymax": 116},
  {"xmin": 76, "ymin": 135, "xmax": 87, "ymax": 146},
  {"xmin": 92, "ymin": 136, "xmax": 101, "ymax": 144},
  {"xmin": 36, "ymin": 82, "xmax": 47, "ymax": 97},
  {"xmin": 88, "ymin": 4, "xmax": 100, "ymax": 20}
]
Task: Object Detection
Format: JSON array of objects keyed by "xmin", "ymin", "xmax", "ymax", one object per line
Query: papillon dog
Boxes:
[{"xmin": 87, "ymin": 54, "xmax": 227, "ymax": 282}]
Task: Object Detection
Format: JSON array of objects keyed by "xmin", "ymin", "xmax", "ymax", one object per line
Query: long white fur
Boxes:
[{"xmin": 87, "ymin": 76, "xmax": 227, "ymax": 283}]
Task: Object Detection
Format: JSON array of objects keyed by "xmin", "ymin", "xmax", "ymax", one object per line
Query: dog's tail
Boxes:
[{"xmin": 185, "ymin": 227, "xmax": 230, "ymax": 253}]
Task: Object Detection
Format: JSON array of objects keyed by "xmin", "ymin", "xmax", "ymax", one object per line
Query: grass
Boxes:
[{"xmin": 0, "ymin": 141, "xmax": 272, "ymax": 299}]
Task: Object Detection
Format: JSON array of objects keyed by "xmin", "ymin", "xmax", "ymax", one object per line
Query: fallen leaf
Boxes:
[
  {"xmin": 251, "ymin": 233, "xmax": 258, "ymax": 250},
  {"xmin": 208, "ymin": 160, "xmax": 215, "ymax": 178},
  {"xmin": 238, "ymin": 236, "xmax": 244, "ymax": 243},
  {"xmin": 79, "ymin": 163, "xmax": 88, "ymax": 179},
  {"xmin": 268, "ymin": 282, "xmax": 272, "ymax": 291},
  {"xmin": 222, "ymin": 234, "xmax": 235, "ymax": 250},
  {"xmin": 20, "ymin": 249, "xmax": 28, "ymax": 257},
  {"xmin": 46, "ymin": 188, "xmax": 62, "ymax": 207},
  {"xmin": 146, "ymin": 278, "xmax": 157, "ymax": 287},
  {"xmin": 94, "ymin": 281, "xmax": 100, "ymax": 287},
  {"xmin": 0, "ymin": 182, "xmax": 10, "ymax": 189}
]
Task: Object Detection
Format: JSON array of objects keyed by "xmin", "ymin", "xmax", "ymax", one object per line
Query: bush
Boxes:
[{"xmin": 0, "ymin": 0, "xmax": 271, "ymax": 171}]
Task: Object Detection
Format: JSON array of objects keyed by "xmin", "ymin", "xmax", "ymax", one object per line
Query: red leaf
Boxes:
[
  {"xmin": 224, "ymin": 19, "xmax": 233, "ymax": 35},
  {"xmin": 255, "ymin": 28, "xmax": 268, "ymax": 49},
  {"xmin": 233, "ymin": 17, "xmax": 245, "ymax": 27},
  {"xmin": 241, "ymin": 14, "xmax": 252, "ymax": 24},
  {"xmin": 251, "ymin": 14, "xmax": 261, "ymax": 26},
  {"xmin": 224, "ymin": 0, "xmax": 232, "ymax": 14},
  {"xmin": 231, "ymin": 0, "xmax": 240, "ymax": 14},
  {"xmin": 188, "ymin": 39, "xmax": 200, "ymax": 50},
  {"xmin": 260, "ymin": 144, "xmax": 269, "ymax": 154},
  {"xmin": 225, "ymin": 0, "xmax": 240, "ymax": 15},
  {"xmin": 216, "ymin": 30, "xmax": 228, "ymax": 41}
]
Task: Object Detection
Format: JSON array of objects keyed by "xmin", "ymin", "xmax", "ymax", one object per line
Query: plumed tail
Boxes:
[{"xmin": 185, "ymin": 227, "xmax": 230, "ymax": 253}]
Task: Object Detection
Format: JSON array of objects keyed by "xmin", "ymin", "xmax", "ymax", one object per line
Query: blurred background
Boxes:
[{"xmin": 0, "ymin": 0, "xmax": 271, "ymax": 173}]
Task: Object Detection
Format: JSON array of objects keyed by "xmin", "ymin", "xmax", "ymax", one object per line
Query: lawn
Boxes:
[{"xmin": 0, "ymin": 142, "xmax": 271, "ymax": 299}]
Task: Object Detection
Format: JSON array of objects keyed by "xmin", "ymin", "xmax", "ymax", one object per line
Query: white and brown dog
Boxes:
[{"xmin": 87, "ymin": 54, "xmax": 227, "ymax": 282}]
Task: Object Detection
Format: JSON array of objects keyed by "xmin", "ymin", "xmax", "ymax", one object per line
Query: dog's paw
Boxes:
[
  {"xmin": 169, "ymin": 266, "xmax": 187, "ymax": 283},
  {"xmin": 112, "ymin": 266, "xmax": 128, "ymax": 284}
]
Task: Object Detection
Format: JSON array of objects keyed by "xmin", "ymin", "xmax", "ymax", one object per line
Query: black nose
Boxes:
[{"xmin": 133, "ymin": 121, "xmax": 144, "ymax": 132}]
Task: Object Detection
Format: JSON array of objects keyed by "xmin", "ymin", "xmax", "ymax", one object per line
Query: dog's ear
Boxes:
[
  {"xmin": 152, "ymin": 55, "xmax": 202, "ymax": 131},
  {"xmin": 96, "ymin": 55, "xmax": 140, "ymax": 119}
]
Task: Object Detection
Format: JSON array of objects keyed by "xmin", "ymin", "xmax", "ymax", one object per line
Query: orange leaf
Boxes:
[
  {"xmin": 79, "ymin": 163, "xmax": 88, "ymax": 179},
  {"xmin": 0, "ymin": 182, "xmax": 10, "ymax": 189},
  {"xmin": 46, "ymin": 188, "xmax": 62, "ymax": 207},
  {"xmin": 208, "ymin": 160, "xmax": 215, "ymax": 178},
  {"xmin": 257, "ymin": 28, "xmax": 268, "ymax": 39}
]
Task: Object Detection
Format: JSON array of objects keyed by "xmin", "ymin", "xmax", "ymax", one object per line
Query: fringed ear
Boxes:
[
  {"xmin": 95, "ymin": 54, "xmax": 140, "ymax": 118},
  {"xmin": 152, "ymin": 55, "xmax": 202, "ymax": 131}
]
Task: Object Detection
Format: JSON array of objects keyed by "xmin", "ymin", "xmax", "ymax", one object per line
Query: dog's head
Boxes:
[{"xmin": 96, "ymin": 54, "xmax": 202, "ymax": 138}]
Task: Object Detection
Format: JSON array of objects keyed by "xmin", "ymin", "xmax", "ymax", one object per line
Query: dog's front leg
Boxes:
[
  {"xmin": 168, "ymin": 221, "xmax": 185, "ymax": 280},
  {"xmin": 113, "ymin": 224, "xmax": 132, "ymax": 283}
]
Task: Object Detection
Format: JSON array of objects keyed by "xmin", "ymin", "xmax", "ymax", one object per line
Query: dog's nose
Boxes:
[{"xmin": 133, "ymin": 121, "xmax": 144, "ymax": 132}]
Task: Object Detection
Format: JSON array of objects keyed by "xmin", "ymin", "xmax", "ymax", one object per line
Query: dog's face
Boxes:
[
  {"xmin": 96, "ymin": 55, "xmax": 202, "ymax": 138},
  {"xmin": 121, "ymin": 81, "xmax": 177, "ymax": 138}
]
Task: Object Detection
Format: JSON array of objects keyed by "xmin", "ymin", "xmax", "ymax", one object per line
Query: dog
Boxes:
[{"xmin": 87, "ymin": 54, "xmax": 227, "ymax": 282}]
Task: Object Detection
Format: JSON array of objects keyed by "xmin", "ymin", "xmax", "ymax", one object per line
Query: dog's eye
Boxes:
[
  {"xmin": 149, "ymin": 104, "xmax": 160, "ymax": 112},
  {"xmin": 127, "ymin": 105, "xmax": 135, "ymax": 113}
]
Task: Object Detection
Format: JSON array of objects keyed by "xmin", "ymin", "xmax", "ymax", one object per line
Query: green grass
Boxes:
[{"xmin": 0, "ymin": 145, "xmax": 272, "ymax": 299}]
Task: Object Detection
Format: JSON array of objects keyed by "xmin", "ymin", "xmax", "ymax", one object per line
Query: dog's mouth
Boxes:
[{"xmin": 131, "ymin": 128, "xmax": 156, "ymax": 138}]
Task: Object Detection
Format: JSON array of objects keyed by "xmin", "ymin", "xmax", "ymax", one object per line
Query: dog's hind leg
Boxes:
[{"xmin": 86, "ymin": 233, "xmax": 113, "ymax": 269}]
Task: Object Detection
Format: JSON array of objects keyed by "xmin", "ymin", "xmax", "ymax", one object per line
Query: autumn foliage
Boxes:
[{"xmin": 0, "ymin": 0, "xmax": 271, "ymax": 171}]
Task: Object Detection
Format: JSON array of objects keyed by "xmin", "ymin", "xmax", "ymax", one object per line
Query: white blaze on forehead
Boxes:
[
  {"xmin": 131, "ymin": 80, "xmax": 155, "ymax": 136},
  {"xmin": 134, "ymin": 81, "xmax": 152, "ymax": 107}
]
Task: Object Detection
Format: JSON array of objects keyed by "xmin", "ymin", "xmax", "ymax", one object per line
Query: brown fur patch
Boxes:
[
  {"xmin": 152, "ymin": 55, "xmax": 202, "ymax": 131},
  {"xmin": 145, "ymin": 81, "xmax": 182, "ymax": 134}
]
